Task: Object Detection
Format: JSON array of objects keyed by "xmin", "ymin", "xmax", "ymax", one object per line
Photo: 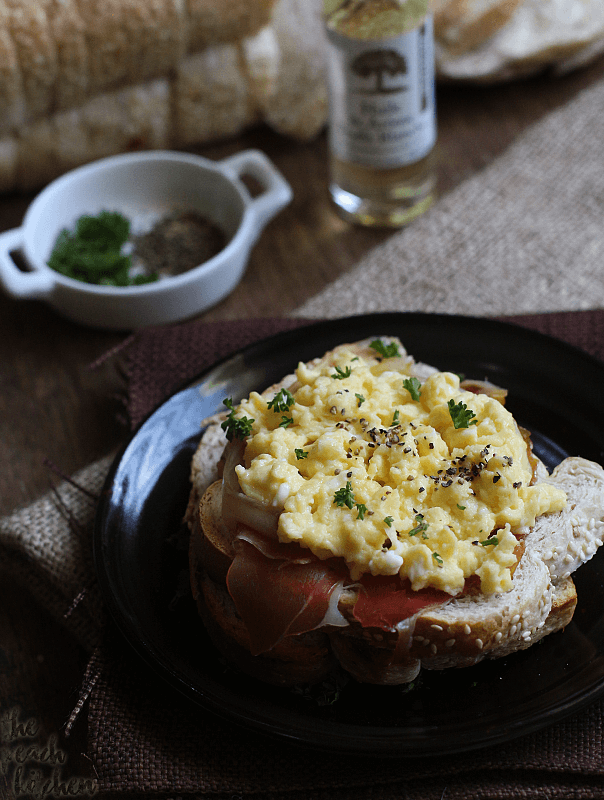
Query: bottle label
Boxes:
[{"xmin": 326, "ymin": 17, "xmax": 436, "ymax": 169}]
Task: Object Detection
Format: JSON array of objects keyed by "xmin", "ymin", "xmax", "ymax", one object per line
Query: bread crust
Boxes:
[{"xmin": 187, "ymin": 340, "xmax": 604, "ymax": 685}]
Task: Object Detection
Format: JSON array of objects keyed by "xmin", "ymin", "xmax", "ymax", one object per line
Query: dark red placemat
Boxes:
[{"xmin": 87, "ymin": 309, "xmax": 604, "ymax": 799}]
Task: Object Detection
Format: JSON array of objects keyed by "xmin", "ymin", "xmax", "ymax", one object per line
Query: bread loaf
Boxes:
[
  {"xmin": 0, "ymin": 2, "xmax": 326, "ymax": 193},
  {"xmin": 0, "ymin": 0, "xmax": 277, "ymax": 135},
  {"xmin": 434, "ymin": 0, "xmax": 604, "ymax": 81}
]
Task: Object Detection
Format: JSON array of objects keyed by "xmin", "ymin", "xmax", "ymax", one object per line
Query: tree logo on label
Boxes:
[{"xmin": 351, "ymin": 49, "xmax": 408, "ymax": 93}]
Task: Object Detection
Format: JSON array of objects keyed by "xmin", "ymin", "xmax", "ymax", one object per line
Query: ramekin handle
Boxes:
[
  {"xmin": 0, "ymin": 228, "xmax": 55, "ymax": 299},
  {"xmin": 220, "ymin": 149, "xmax": 293, "ymax": 233}
]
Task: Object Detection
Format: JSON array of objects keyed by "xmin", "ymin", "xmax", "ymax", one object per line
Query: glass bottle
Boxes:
[{"xmin": 323, "ymin": 0, "xmax": 437, "ymax": 227}]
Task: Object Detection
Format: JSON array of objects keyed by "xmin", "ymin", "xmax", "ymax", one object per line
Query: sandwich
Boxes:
[{"xmin": 186, "ymin": 337, "xmax": 604, "ymax": 686}]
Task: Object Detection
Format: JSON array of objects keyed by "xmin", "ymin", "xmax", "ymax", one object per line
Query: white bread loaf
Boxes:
[
  {"xmin": 186, "ymin": 339, "xmax": 604, "ymax": 686},
  {"xmin": 434, "ymin": 0, "xmax": 604, "ymax": 81},
  {"xmin": 0, "ymin": 0, "xmax": 277, "ymax": 136}
]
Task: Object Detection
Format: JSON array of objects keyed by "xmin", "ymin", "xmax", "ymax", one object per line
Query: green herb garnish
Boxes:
[
  {"xmin": 334, "ymin": 481, "xmax": 355, "ymax": 509},
  {"xmin": 403, "ymin": 376, "xmax": 422, "ymax": 401},
  {"xmin": 391, "ymin": 409, "xmax": 400, "ymax": 426},
  {"xmin": 457, "ymin": 504, "xmax": 466, "ymax": 510},
  {"xmin": 332, "ymin": 365, "xmax": 352, "ymax": 380},
  {"xmin": 267, "ymin": 388, "xmax": 295, "ymax": 413},
  {"xmin": 47, "ymin": 211, "xmax": 158, "ymax": 287},
  {"xmin": 408, "ymin": 514, "xmax": 429, "ymax": 536},
  {"xmin": 279, "ymin": 415, "xmax": 294, "ymax": 428},
  {"xmin": 370, "ymin": 339, "xmax": 400, "ymax": 358},
  {"xmin": 355, "ymin": 393, "xmax": 365, "ymax": 407},
  {"xmin": 295, "ymin": 448, "xmax": 308, "ymax": 460},
  {"xmin": 479, "ymin": 537, "xmax": 499, "ymax": 547},
  {"xmin": 333, "ymin": 481, "xmax": 366, "ymax": 518},
  {"xmin": 433, "ymin": 552, "xmax": 443, "ymax": 565},
  {"xmin": 448, "ymin": 399, "xmax": 478, "ymax": 429},
  {"xmin": 384, "ymin": 516, "xmax": 394, "ymax": 527},
  {"xmin": 221, "ymin": 398, "xmax": 254, "ymax": 441}
]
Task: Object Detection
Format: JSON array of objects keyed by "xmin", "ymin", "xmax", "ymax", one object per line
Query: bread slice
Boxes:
[
  {"xmin": 187, "ymin": 340, "xmax": 604, "ymax": 685},
  {"xmin": 433, "ymin": 0, "xmax": 524, "ymax": 56}
]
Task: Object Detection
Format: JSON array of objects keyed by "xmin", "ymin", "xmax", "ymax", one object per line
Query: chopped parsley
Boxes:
[
  {"xmin": 221, "ymin": 398, "xmax": 254, "ymax": 441},
  {"xmin": 334, "ymin": 481, "xmax": 355, "ymax": 509},
  {"xmin": 333, "ymin": 481, "xmax": 366, "ymax": 519},
  {"xmin": 432, "ymin": 552, "xmax": 443, "ymax": 565},
  {"xmin": 295, "ymin": 448, "xmax": 308, "ymax": 460},
  {"xmin": 267, "ymin": 388, "xmax": 295, "ymax": 413},
  {"xmin": 448, "ymin": 399, "xmax": 478, "ymax": 429},
  {"xmin": 408, "ymin": 514, "xmax": 429, "ymax": 537},
  {"xmin": 457, "ymin": 504, "xmax": 466, "ymax": 510},
  {"xmin": 47, "ymin": 210, "xmax": 159, "ymax": 287},
  {"xmin": 331, "ymin": 365, "xmax": 352, "ymax": 380},
  {"xmin": 279, "ymin": 415, "xmax": 294, "ymax": 428},
  {"xmin": 479, "ymin": 536, "xmax": 499, "ymax": 547},
  {"xmin": 391, "ymin": 409, "xmax": 400, "ymax": 426},
  {"xmin": 384, "ymin": 516, "xmax": 394, "ymax": 528},
  {"xmin": 403, "ymin": 376, "xmax": 422, "ymax": 401},
  {"xmin": 370, "ymin": 338, "xmax": 400, "ymax": 358},
  {"xmin": 355, "ymin": 393, "xmax": 366, "ymax": 407}
]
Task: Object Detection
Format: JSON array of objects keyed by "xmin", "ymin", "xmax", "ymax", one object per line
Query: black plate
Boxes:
[{"xmin": 94, "ymin": 312, "xmax": 604, "ymax": 756}]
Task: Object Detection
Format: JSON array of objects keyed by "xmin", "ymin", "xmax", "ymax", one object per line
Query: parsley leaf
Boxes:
[
  {"xmin": 391, "ymin": 409, "xmax": 400, "ymax": 426},
  {"xmin": 333, "ymin": 482, "xmax": 367, "ymax": 519},
  {"xmin": 408, "ymin": 514, "xmax": 429, "ymax": 537},
  {"xmin": 355, "ymin": 393, "xmax": 365, "ymax": 407},
  {"xmin": 47, "ymin": 210, "xmax": 159, "ymax": 287},
  {"xmin": 457, "ymin": 504, "xmax": 466, "ymax": 511},
  {"xmin": 295, "ymin": 448, "xmax": 308, "ymax": 460},
  {"xmin": 267, "ymin": 388, "xmax": 295, "ymax": 413},
  {"xmin": 433, "ymin": 552, "xmax": 443, "ymax": 565},
  {"xmin": 403, "ymin": 376, "xmax": 422, "ymax": 401},
  {"xmin": 384, "ymin": 516, "xmax": 394, "ymax": 527},
  {"xmin": 333, "ymin": 481, "xmax": 355, "ymax": 509},
  {"xmin": 331, "ymin": 365, "xmax": 352, "ymax": 380},
  {"xmin": 479, "ymin": 537, "xmax": 499, "ymax": 547},
  {"xmin": 279, "ymin": 415, "xmax": 294, "ymax": 428},
  {"xmin": 448, "ymin": 399, "xmax": 478, "ymax": 429},
  {"xmin": 221, "ymin": 398, "xmax": 254, "ymax": 441},
  {"xmin": 370, "ymin": 339, "xmax": 400, "ymax": 358}
]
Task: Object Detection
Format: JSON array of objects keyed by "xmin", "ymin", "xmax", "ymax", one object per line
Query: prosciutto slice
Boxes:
[
  {"xmin": 226, "ymin": 536, "xmax": 349, "ymax": 655},
  {"xmin": 352, "ymin": 575, "xmax": 452, "ymax": 631}
]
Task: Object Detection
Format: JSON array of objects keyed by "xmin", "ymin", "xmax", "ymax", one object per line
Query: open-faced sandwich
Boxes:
[{"xmin": 186, "ymin": 337, "xmax": 604, "ymax": 686}]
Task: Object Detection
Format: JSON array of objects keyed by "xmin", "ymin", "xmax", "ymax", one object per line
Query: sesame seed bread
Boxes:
[{"xmin": 187, "ymin": 342, "xmax": 604, "ymax": 685}]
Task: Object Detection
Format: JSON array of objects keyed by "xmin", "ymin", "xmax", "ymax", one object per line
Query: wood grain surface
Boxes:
[{"xmin": 1, "ymin": 54, "xmax": 604, "ymax": 796}]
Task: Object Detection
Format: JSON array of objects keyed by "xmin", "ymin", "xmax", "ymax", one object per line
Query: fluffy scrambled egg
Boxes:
[{"xmin": 234, "ymin": 340, "xmax": 567, "ymax": 596}]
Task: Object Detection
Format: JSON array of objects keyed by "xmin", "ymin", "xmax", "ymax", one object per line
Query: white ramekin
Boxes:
[{"xmin": 0, "ymin": 149, "xmax": 292, "ymax": 329}]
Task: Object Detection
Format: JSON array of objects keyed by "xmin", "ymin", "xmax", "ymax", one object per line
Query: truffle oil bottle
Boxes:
[{"xmin": 324, "ymin": 0, "xmax": 437, "ymax": 227}]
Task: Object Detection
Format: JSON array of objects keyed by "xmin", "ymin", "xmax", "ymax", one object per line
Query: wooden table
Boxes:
[{"xmin": 2, "ymin": 54, "xmax": 604, "ymax": 790}]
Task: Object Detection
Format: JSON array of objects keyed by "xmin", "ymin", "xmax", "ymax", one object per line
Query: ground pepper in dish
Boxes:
[{"xmin": 132, "ymin": 210, "xmax": 226, "ymax": 277}]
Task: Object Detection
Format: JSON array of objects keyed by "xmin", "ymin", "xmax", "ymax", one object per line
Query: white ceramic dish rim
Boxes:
[{"xmin": 5, "ymin": 149, "xmax": 289, "ymax": 297}]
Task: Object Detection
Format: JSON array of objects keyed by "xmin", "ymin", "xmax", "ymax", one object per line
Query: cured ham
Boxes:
[
  {"xmin": 225, "ymin": 527, "xmax": 454, "ymax": 655},
  {"xmin": 226, "ymin": 536, "xmax": 349, "ymax": 655},
  {"xmin": 352, "ymin": 575, "xmax": 453, "ymax": 631}
]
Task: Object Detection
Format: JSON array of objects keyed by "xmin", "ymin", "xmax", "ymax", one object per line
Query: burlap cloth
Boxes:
[{"xmin": 2, "ymin": 75, "xmax": 604, "ymax": 799}]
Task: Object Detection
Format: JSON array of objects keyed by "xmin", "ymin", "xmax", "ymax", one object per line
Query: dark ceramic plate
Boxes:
[{"xmin": 94, "ymin": 312, "xmax": 604, "ymax": 757}]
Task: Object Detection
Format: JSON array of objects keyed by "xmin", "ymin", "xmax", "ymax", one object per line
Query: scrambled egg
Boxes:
[{"xmin": 234, "ymin": 340, "xmax": 567, "ymax": 596}]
